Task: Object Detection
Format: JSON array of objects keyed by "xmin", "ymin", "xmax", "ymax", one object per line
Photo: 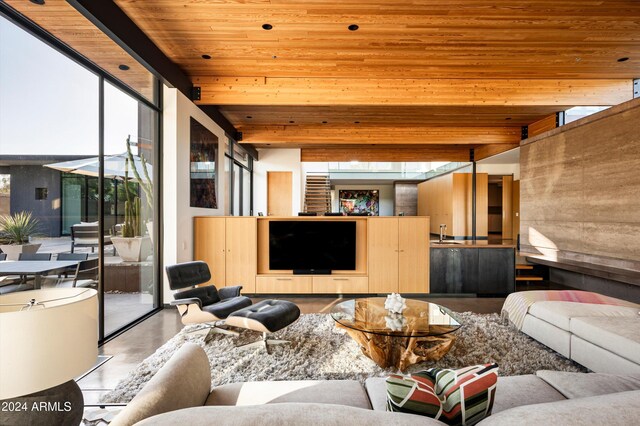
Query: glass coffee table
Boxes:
[{"xmin": 331, "ymin": 297, "xmax": 462, "ymax": 371}]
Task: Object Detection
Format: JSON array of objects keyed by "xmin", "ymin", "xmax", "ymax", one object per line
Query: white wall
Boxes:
[
  {"xmin": 252, "ymin": 149, "xmax": 302, "ymax": 216},
  {"xmin": 162, "ymin": 87, "xmax": 228, "ymax": 303},
  {"xmin": 332, "ymin": 184, "xmax": 394, "ymax": 216}
]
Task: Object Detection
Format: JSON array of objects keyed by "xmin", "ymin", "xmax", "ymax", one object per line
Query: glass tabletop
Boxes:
[{"xmin": 330, "ymin": 297, "xmax": 462, "ymax": 337}]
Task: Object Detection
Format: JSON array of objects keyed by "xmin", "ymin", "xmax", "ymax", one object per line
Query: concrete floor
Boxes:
[{"xmin": 79, "ymin": 294, "xmax": 506, "ymax": 405}]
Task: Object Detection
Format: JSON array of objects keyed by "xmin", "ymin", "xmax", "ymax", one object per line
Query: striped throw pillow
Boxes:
[{"xmin": 387, "ymin": 363, "xmax": 498, "ymax": 426}]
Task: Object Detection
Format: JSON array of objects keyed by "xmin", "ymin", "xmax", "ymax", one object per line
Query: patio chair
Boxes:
[
  {"xmin": 166, "ymin": 261, "xmax": 253, "ymax": 341},
  {"xmin": 71, "ymin": 259, "xmax": 99, "ymax": 288},
  {"xmin": 17, "ymin": 253, "xmax": 53, "ymax": 282},
  {"xmin": 0, "ymin": 252, "xmax": 25, "ymax": 290},
  {"xmin": 18, "ymin": 253, "xmax": 53, "ymax": 261},
  {"xmin": 71, "ymin": 224, "xmax": 115, "ymax": 255},
  {"xmin": 54, "ymin": 253, "xmax": 89, "ymax": 279}
]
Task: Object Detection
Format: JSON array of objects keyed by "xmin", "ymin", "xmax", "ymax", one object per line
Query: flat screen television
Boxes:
[{"xmin": 269, "ymin": 221, "xmax": 357, "ymax": 271}]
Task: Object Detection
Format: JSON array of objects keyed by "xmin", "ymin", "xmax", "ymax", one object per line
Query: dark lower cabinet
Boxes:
[
  {"xmin": 430, "ymin": 248, "xmax": 478, "ymax": 294},
  {"xmin": 430, "ymin": 247, "xmax": 515, "ymax": 295},
  {"xmin": 477, "ymin": 248, "xmax": 515, "ymax": 295}
]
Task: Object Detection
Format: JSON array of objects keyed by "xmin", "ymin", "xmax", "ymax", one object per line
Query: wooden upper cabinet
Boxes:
[
  {"xmin": 399, "ymin": 217, "xmax": 430, "ymax": 293},
  {"xmin": 225, "ymin": 217, "xmax": 257, "ymax": 292},
  {"xmin": 368, "ymin": 218, "xmax": 399, "ymax": 293},
  {"xmin": 193, "ymin": 217, "xmax": 225, "ymax": 287}
]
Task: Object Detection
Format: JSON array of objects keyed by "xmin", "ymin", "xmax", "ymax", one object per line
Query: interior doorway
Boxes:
[
  {"xmin": 488, "ymin": 175, "xmax": 515, "ymax": 241},
  {"xmin": 267, "ymin": 171, "xmax": 292, "ymax": 216}
]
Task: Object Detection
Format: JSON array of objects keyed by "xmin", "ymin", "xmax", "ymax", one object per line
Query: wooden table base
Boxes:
[{"xmin": 337, "ymin": 323, "xmax": 456, "ymax": 371}]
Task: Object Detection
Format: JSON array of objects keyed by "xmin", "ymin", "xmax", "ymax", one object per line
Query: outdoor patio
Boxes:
[{"xmin": 33, "ymin": 236, "xmax": 156, "ymax": 334}]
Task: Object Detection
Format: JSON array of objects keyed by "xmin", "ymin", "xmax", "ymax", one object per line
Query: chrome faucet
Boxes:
[{"xmin": 439, "ymin": 224, "xmax": 447, "ymax": 243}]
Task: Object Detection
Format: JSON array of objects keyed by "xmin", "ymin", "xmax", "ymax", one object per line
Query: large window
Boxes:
[{"xmin": 0, "ymin": 12, "xmax": 161, "ymax": 342}]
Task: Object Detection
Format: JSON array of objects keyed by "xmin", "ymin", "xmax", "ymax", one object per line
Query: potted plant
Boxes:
[
  {"xmin": 111, "ymin": 140, "xmax": 152, "ymax": 262},
  {"xmin": 0, "ymin": 211, "xmax": 42, "ymax": 260}
]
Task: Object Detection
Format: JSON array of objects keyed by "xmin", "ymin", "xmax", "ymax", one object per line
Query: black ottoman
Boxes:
[{"xmin": 226, "ymin": 300, "xmax": 300, "ymax": 352}]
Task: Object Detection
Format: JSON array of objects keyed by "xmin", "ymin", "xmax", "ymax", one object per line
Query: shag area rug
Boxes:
[{"xmin": 102, "ymin": 312, "xmax": 586, "ymax": 403}]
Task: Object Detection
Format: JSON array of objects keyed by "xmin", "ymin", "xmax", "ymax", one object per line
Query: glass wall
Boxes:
[
  {"xmin": 0, "ymin": 12, "xmax": 161, "ymax": 342},
  {"xmin": 227, "ymin": 139, "xmax": 253, "ymax": 216},
  {"xmin": 103, "ymin": 82, "xmax": 159, "ymax": 335}
]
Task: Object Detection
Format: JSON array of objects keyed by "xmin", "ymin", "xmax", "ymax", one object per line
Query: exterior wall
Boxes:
[
  {"xmin": 8, "ymin": 165, "xmax": 61, "ymax": 237},
  {"xmin": 520, "ymin": 97, "xmax": 640, "ymax": 271},
  {"xmin": 162, "ymin": 87, "xmax": 229, "ymax": 303}
]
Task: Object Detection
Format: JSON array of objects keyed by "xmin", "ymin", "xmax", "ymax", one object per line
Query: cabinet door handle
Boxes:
[
  {"xmin": 333, "ymin": 278, "xmax": 349, "ymax": 281},
  {"xmin": 276, "ymin": 278, "xmax": 292, "ymax": 281}
]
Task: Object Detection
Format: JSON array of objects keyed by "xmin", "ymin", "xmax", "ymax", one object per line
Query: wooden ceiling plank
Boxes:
[
  {"xmin": 194, "ymin": 77, "xmax": 632, "ymax": 106},
  {"xmin": 300, "ymin": 145, "xmax": 473, "ymax": 162},
  {"xmin": 474, "ymin": 143, "xmax": 521, "ymax": 161},
  {"xmin": 242, "ymin": 125, "xmax": 520, "ymax": 145}
]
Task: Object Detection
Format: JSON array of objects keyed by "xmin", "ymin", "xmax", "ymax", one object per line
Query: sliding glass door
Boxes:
[{"xmin": 0, "ymin": 11, "xmax": 162, "ymax": 343}]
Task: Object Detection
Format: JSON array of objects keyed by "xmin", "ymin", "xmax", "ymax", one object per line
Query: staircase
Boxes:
[
  {"xmin": 304, "ymin": 173, "xmax": 332, "ymax": 214},
  {"xmin": 515, "ymin": 261, "xmax": 547, "ymax": 284}
]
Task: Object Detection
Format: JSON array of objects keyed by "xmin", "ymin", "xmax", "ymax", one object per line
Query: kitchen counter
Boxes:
[{"xmin": 430, "ymin": 239, "xmax": 516, "ymax": 248}]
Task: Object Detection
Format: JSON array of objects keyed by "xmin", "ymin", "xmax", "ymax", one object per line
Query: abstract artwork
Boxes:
[
  {"xmin": 339, "ymin": 190, "xmax": 379, "ymax": 215},
  {"xmin": 190, "ymin": 117, "xmax": 218, "ymax": 208}
]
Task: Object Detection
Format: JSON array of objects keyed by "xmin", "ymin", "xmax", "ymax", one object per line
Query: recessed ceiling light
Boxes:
[
  {"xmin": 617, "ymin": 57, "xmax": 629, "ymax": 62},
  {"xmin": 246, "ymin": 116, "xmax": 253, "ymax": 119},
  {"xmin": 262, "ymin": 24, "xmax": 273, "ymax": 30},
  {"xmin": 118, "ymin": 64, "xmax": 130, "ymax": 71},
  {"xmin": 201, "ymin": 54, "xmax": 212, "ymax": 60},
  {"xmin": 348, "ymin": 24, "xmax": 359, "ymax": 31},
  {"xmin": 29, "ymin": 0, "xmax": 45, "ymax": 5}
]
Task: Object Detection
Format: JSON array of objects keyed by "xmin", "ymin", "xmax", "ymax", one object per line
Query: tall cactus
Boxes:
[
  {"xmin": 126, "ymin": 136, "xmax": 153, "ymax": 211},
  {"xmin": 122, "ymin": 153, "xmax": 142, "ymax": 238}
]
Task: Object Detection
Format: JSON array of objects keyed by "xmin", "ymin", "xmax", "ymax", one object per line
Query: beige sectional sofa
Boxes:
[
  {"xmin": 111, "ymin": 343, "xmax": 640, "ymax": 426},
  {"xmin": 520, "ymin": 301, "xmax": 640, "ymax": 374}
]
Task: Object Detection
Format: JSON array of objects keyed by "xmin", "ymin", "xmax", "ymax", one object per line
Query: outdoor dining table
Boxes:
[{"xmin": 0, "ymin": 260, "xmax": 81, "ymax": 289}]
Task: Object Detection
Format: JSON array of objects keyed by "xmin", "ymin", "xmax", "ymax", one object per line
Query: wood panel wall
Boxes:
[
  {"xmin": 520, "ymin": 98, "xmax": 640, "ymax": 269},
  {"xmin": 417, "ymin": 173, "xmax": 488, "ymax": 238}
]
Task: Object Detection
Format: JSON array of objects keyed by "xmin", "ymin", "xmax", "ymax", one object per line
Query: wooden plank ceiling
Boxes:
[{"xmin": 7, "ymin": 0, "xmax": 639, "ymax": 161}]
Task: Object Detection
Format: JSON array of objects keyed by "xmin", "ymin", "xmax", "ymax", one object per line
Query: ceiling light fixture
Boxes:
[
  {"xmin": 118, "ymin": 64, "xmax": 130, "ymax": 71},
  {"xmin": 262, "ymin": 24, "xmax": 273, "ymax": 30},
  {"xmin": 201, "ymin": 54, "xmax": 212, "ymax": 60},
  {"xmin": 617, "ymin": 57, "xmax": 629, "ymax": 62},
  {"xmin": 348, "ymin": 24, "xmax": 359, "ymax": 31}
]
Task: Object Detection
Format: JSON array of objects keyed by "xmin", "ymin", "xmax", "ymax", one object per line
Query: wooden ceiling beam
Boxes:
[
  {"xmin": 242, "ymin": 126, "xmax": 520, "ymax": 145},
  {"xmin": 301, "ymin": 145, "xmax": 474, "ymax": 162},
  {"xmin": 194, "ymin": 77, "xmax": 632, "ymax": 107}
]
